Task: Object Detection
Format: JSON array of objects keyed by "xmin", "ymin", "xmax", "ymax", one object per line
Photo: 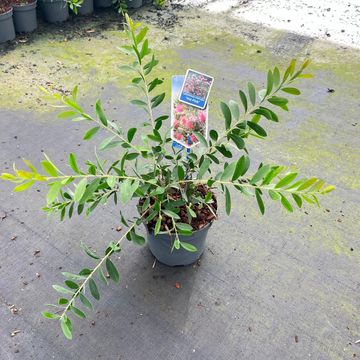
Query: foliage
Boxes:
[
  {"xmin": 66, "ymin": 0, "xmax": 83, "ymax": 14},
  {"xmin": 154, "ymin": 0, "xmax": 166, "ymax": 8},
  {"xmin": 0, "ymin": 14, "xmax": 334, "ymax": 340}
]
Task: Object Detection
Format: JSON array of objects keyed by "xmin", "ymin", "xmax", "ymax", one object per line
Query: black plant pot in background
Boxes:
[
  {"xmin": 0, "ymin": 8, "xmax": 16, "ymax": 43},
  {"xmin": 41, "ymin": 0, "xmax": 69, "ymax": 23},
  {"xmin": 13, "ymin": 0, "xmax": 38, "ymax": 33},
  {"xmin": 127, "ymin": 0, "xmax": 142, "ymax": 9},
  {"xmin": 94, "ymin": 0, "xmax": 112, "ymax": 8},
  {"xmin": 145, "ymin": 222, "xmax": 213, "ymax": 266},
  {"xmin": 78, "ymin": 0, "xmax": 94, "ymax": 15}
]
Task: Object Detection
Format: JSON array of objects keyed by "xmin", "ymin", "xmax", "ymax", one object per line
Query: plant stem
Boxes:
[{"xmin": 59, "ymin": 222, "xmax": 137, "ymax": 320}]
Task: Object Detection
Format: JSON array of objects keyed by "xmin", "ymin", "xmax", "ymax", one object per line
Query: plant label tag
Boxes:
[
  {"xmin": 171, "ymin": 75, "xmax": 209, "ymax": 149},
  {"xmin": 179, "ymin": 69, "xmax": 214, "ymax": 109}
]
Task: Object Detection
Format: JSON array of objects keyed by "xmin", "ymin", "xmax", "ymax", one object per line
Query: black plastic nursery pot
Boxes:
[
  {"xmin": 13, "ymin": 0, "xmax": 37, "ymax": 33},
  {"xmin": 145, "ymin": 222, "xmax": 213, "ymax": 267},
  {"xmin": 0, "ymin": 8, "xmax": 16, "ymax": 43},
  {"xmin": 127, "ymin": 0, "xmax": 142, "ymax": 9},
  {"xmin": 94, "ymin": 0, "xmax": 112, "ymax": 8},
  {"xmin": 41, "ymin": 0, "xmax": 69, "ymax": 23},
  {"xmin": 78, "ymin": 0, "xmax": 94, "ymax": 15}
]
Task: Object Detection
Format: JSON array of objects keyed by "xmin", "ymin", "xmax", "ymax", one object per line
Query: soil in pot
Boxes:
[
  {"xmin": 41, "ymin": 0, "xmax": 69, "ymax": 23},
  {"xmin": 12, "ymin": 0, "xmax": 37, "ymax": 33},
  {"xmin": 78, "ymin": 0, "xmax": 93, "ymax": 15},
  {"xmin": 94, "ymin": 0, "xmax": 112, "ymax": 8},
  {"xmin": 139, "ymin": 185, "xmax": 217, "ymax": 266},
  {"xmin": 0, "ymin": 1, "xmax": 16, "ymax": 43}
]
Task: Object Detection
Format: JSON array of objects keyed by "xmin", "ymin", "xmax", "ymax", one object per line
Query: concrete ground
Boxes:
[{"xmin": 0, "ymin": 2, "xmax": 359, "ymax": 360}]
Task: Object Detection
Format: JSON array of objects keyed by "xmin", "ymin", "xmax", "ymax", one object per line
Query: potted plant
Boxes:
[
  {"xmin": 126, "ymin": 0, "xmax": 142, "ymax": 9},
  {"xmin": 0, "ymin": 1, "xmax": 15, "ymax": 43},
  {"xmin": 11, "ymin": 0, "xmax": 37, "ymax": 33},
  {"xmin": 77, "ymin": 0, "xmax": 93, "ymax": 15},
  {"xmin": 0, "ymin": 14, "xmax": 334, "ymax": 340},
  {"xmin": 40, "ymin": 0, "xmax": 69, "ymax": 23}
]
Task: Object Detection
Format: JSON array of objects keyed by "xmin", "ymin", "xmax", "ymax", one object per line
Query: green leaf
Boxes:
[
  {"xmin": 95, "ymin": 100, "xmax": 108, "ymax": 126},
  {"xmin": 60, "ymin": 317, "xmax": 72, "ymax": 340},
  {"xmin": 193, "ymin": 131, "xmax": 207, "ymax": 147},
  {"xmin": 89, "ymin": 279, "xmax": 100, "ymax": 300},
  {"xmin": 140, "ymin": 39, "xmax": 150, "ymax": 59},
  {"xmin": 255, "ymin": 188, "xmax": 265, "ymax": 215},
  {"xmin": 250, "ymin": 165, "xmax": 271, "ymax": 184},
  {"xmin": 42, "ymin": 311, "xmax": 60, "ymax": 319},
  {"xmin": 225, "ymin": 186, "xmax": 231, "ymax": 215},
  {"xmin": 98, "ymin": 267, "xmax": 108, "ymax": 285},
  {"xmin": 80, "ymin": 241, "xmax": 100, "ymax": 259},
  {"xmin": 297, "ymin": 178, "xmax": 317, "ymax": 191},
  {"xmin": 275, "ymin": 173, "xmax": 298, "ymax": 188},
  {"xmin": 280, "ymin": 194, "xmax": 293, "ymax": 212},
  {"xmin": 74, "ymin": 178, "xmax": 87, "ymax": 203},
  {"xmin": 52, "ymin": 285, "xmax": 74, "ymax": 295},
  {"xmin": 273, "ymin": 67, "xmax": 280, "ymax": 88},
  {"xmin": 220, "ymin": 102, "xmax": 232, "ymax": 130},
  {"xmin": 106, "ymin": 258, "xmax": 120, "ymax": 283},
  {"xmin": 120, "ymin": 179, "xmax": 139, "ymax": 204},
  {"xmin": 154, "ymin": 217, "xmax": 161, "ymax": 235},
  {"xmin": 41, "ymin": 160, "xmax": 58, "ymax": 177},
  {"xmin": 239, "ymin": 90, "xmax": 248, "ymax": 112},
  {"xmin": 229, "ymin": 100, "xmax": 240, "ymax": 121},
  {"xmin": 221, "ymin": 161, "xmax": 237, "ymax": 181},
  {"xmin": 71, "ymin": 306, "xmax": 86, "ymax": 319},
  {"xmin": 292, "ymin": 193, "xmax": 303, "ymax": 208},
  {"xmin": 80, "ymin": 293, "xmax": 93, "ymax": 311},
  {"xmin": 127, "ymin": 128, "xmax": 137, "ymax": 142},
  {"xmin": 209, "ymin": 129, "xmax": 218, "ymax": 141},
  {"xmin": 248, "ymin": 82, "xmax": 256, "ymax": 106},
  {"xmin": 65, "ymin": 280, "xmax": 79, "ymax": 290},
  {"xmin": 83, "ymin": 126, "xmax": 100, "ymax": 140},
  {"xmin": 268, "ymin": 96, "xmax": 288, "ymax": 107},
  {"xmin": 180, "ymin": 242, "xmax": 197, "ymax": 252},
  {"xmin": 247, "ymin": 121, "xmax": 267, "ymax": 137},
  {"xmin": 62, "ymin": 272, "xmax": 86, "ymax": 281},
  {"xmin": 131, "ymin": 99, "xmax": 147, "ymax": 107},
  {"xmin": 229, "ymin": 134, "xmax": 245, "ymax": 150},
  {"xmin": 58, "ymin": 298, "xmax": 69, "ymax": 305},
  {"xmin": 136, "ymin": 26, "xmax": 148, "ymax": 44},
  {"xmin": 99, "ymin": 136, "xmax": 122, "ymax": 151},
  {"xmin": 47, "ymin": 182, "xmax": 62, "ymax": 203},
  {"xmin": 69, "ymin": 153, "xmax": 80, "ymax": 174},
  {"xmin": 321, "ymin": 185, "xmax": 335, "ymax": 194},
  {"xmin": 268, "ymin": 190, "xmax": 281, "ymax": 201},
  {"xmin": 130, "ymin": 231, "xmax": 146, "ymax": 246},
  {"xmin": 176, "ymin": 223, "xmax": 193, "ymax": 231},
  {"xmin": 58, "ymin": 110, "xmax": 77, "ymax": 119},
  {"xmin": 266, "ymin": 70, "xmax": 273, "ymax": 95},
  {"xmin": 162, "ymin": 209, "xmax": 180, "ymax": 220},
  {"xmin": 281, "ymin": 87, "xmax": 301, "ymax": 95},
  {"xmin": 232, "ymin": 155, "xmax": 249, "ymax": 180},
  {"xmin": 14, "ymin": 181, "xmax": 34, "ymax": 192},
  {"xmin": 198, "ymin": 158, "xmax": 211, "ymax": 179},
  {"xmin": 151, "ymin": 93, "xmax": 165, "ymax": 108}
]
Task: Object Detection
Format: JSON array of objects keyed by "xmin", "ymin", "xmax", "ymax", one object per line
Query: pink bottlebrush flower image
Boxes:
[
  {"xmin": 190, "ymin": 134, "xmax": 198, "ymax": 143},
  {"xmin": 172, "ymin": 99, "xmax": 207, "ymax": 148},
  {"xmin": 199, "ymin": 111, "xmax": 206, "ymax": 123},
  {"xmin": 175, "ymin": 103, "xmax": 184, "ymax": 113}
]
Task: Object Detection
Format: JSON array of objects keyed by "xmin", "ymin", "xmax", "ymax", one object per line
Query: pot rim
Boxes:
[
  {"xmin": 145, "ymin": 218, "xmax": 214, "ymax": 236},
  {"xmin": 13, "ymin": 0, "xmax": 37, "ymax": 8},
  {"xmin": 0, "ymin": 7, "xmax": 13, "ymax": 16}
]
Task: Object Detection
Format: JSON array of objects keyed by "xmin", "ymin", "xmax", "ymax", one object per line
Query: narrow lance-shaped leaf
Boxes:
[{"xmin": 106, "ymin": 258, "xmax": 120, "ymax": 283}]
